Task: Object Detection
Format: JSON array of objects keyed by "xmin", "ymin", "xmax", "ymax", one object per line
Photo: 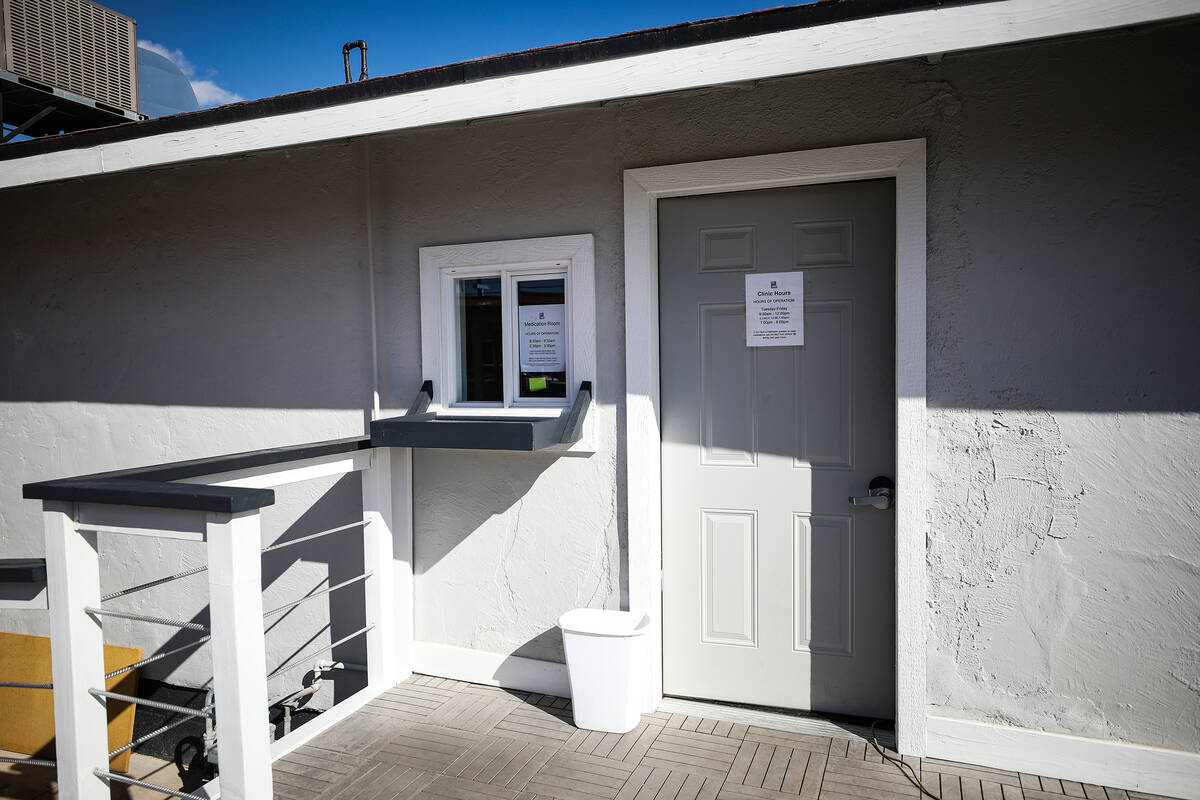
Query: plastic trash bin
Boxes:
[{"xmin": 558, "ymin": 609, "xmax": 650, "ymax": 733}]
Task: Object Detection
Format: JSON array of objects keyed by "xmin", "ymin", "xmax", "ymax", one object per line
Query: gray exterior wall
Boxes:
[
  {"xmin": 2, "ymin": 21, "xmax": 1197, "ymax": 751},
  {"xmin": 0, "ymin": 147, "xmax": 376, "ymax": 702}
]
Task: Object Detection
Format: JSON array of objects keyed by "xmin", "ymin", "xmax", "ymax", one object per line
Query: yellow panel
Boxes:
[{"xmin": 0, "ymin": 632, "xmax": 141, "ymax": 773}]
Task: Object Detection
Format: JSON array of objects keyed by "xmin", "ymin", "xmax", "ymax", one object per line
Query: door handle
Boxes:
[{"xmin": 849, "ymin": 476, "xmax": 894, "ymax": 510}]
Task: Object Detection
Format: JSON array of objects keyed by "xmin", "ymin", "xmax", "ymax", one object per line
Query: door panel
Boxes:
[
  {"xmin": 700, "ymin": 304, "xmax": 757, "ymax": 466},
  {"xmin": 796, "ymin": 301, "xmax": 853, "ymax": 468},
  {"xmin": 700, "ymin": 509, "xmax": 758, "ymax": 647},
  {"xmin": 659, "ymin": 180, "xmax": 896, "ymax": 719}
]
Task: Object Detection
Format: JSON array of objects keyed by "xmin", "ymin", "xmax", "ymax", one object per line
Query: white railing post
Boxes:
[
  {"xmin": 362, "ymin": 447, "xmax": 404, "ymax": 688},
  {"xmin": 206, "ymin": 510, "xmax": 272, "ymax": 800},
  {"xmin": 43, "ymin": 500, "xmax": 109, "ymax": 800}
]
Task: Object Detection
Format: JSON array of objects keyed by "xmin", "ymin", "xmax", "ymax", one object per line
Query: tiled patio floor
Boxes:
[{"xmin": 273, "ymin": 675, "xmax": 1181, "ymax": 800}]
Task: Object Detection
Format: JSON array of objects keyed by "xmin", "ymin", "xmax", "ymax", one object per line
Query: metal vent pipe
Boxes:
[{"xmin": 343, "ymin": 40, "xmax": 368, "ymax": 83}]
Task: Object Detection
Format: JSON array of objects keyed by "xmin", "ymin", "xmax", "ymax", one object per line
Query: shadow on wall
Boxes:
[
  {"xmin": 412, "ymin": 449, "xmax": 558, "ymax": 572},
  {"xmin": 412, "ymin": 448, "xmax": 588, "ymax": 662},
  {"xmin": 511, "ymin": 628, "xmax": 561, "ymax": 661},
  {"xmin": 123, "ymin": 474, "xmax": 370, "ymax": 718},
  {"xmin": 0, "ymin": 144, "xmax": 375, "ymax": 411}
]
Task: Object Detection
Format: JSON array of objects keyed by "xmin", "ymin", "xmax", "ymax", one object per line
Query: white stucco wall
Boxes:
[{"xmin": 1, "ymin": 20, "xmax": 1197, "ymax": 752}]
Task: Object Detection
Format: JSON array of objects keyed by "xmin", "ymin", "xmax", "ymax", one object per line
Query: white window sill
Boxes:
[{"xmin": 438, "ymin": 406, "xmax": 567, "ymax": 418}]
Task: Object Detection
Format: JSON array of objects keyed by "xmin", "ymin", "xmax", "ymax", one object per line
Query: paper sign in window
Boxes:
[{"xmin": 518, "ymin": 303, "xmax": 566, "ymax": 372}]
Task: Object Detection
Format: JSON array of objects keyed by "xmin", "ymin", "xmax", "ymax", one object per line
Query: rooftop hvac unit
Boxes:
[{"xmin": 1, "ymin": 0, "xmax": 140, "ymax": 137}]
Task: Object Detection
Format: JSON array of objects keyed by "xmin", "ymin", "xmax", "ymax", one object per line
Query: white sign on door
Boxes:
[
  {"xmin": 518, "ymin": 304, "xmax": 566, "ymax": 371},
  {"xmin": 745, "ymin": 271, "xmax": 803, "ymax": 347}
]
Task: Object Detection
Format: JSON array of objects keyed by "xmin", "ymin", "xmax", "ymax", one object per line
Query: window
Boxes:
[
  {"xmin": 447, "ymin": 265, "xmax": 569, "ymax": 407},
  {"xmin": 420, "ymin": 235, "xmax": 595, "ymax": 416}
]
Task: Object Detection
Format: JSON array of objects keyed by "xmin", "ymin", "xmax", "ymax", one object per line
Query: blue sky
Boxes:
[{"xmin": 119, "ymin": 1, "xmax": 800, "ymax": 108}]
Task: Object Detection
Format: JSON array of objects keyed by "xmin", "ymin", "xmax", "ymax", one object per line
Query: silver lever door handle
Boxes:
[
  {"xmin": 849, "ymin": 490, "xmax": 891, "ymax": 509},
  {"xmin": 848, "ymin": 476, "xmax": 894, "ymax": 510}
]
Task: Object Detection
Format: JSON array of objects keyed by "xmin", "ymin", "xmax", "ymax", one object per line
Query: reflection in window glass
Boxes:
[
  {"xmin": 456, "ymin": 277, "xmax": 503, "ymax": 402},
  {"xmin": 516, "ymin": 277, "xmax": 567, "ymax": 399}
]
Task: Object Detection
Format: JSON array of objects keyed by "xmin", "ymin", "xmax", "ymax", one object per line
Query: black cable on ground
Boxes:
[{"xmin": 871, "ymin": 720, "xmax": 941, "ymax": 800}]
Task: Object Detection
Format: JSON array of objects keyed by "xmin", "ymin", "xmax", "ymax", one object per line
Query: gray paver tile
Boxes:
[
  {"xmin": 494, "ymin": 703, "xmax": 579, "ymax": 747},
  {"xmin": 526, "ymin": 750, "xmax": 636, "ymax": 800},
  {"xmin": 422, "ymin": 774, "xmax": 530, "ymax": 800},
  {"xmin": 608, "ymin": 723, "xmax": 663, "ymax": 764},
  {"xmin": 818, "ymin": 788, "xmax": 915, "ymax": 800},
  {"xmin": 745, "ymin": 742, "xmax": 776, "ymax": 787},
  {"xmin": 1041, "ymin": 777, "xmax": 1064, "ymax": 794},
  {"xmin": 374, "ymin": 723, "xmax": 483, "ymax": 772},
  {"xmin": 1021, "ymin": 775, "xmax": 1043, "ymax": 791},
  {"xmin": 272, "ymin": 764, "xmax": 333, "ymax": 795},
  {"xmin": 824, "ymin": 754, "xmax": 920, "ymax": 790},
  {"xmin": 429, "ymin": 691, "xmax": 526, "ymax": 733},
  {"xmin": 272, "ymin": 676, "xmax": 1190, "ymax": 800},
  {"xmin": 799, "ymin": 752, "xmax": 826, "ymax": 800},
  {"xmin": 625, "ymin": 765, "xmax": 669, "ymax": 800},
  {"xmin": 329, "ymin": 763, "xmax": 436, "ymax": 800},
  {"xmin": 318, "ymin": 707, "xmax": 410, "ymax": 758},
  {"xmin": 642, "ymin": 728, "xmax": 739, "ymax": 780},
  {"xmin": 981, "ymin": 782, "xmax": 1005, "ymax": 800},
  {"xmin": 922, "ymin": 758, "xmax": 1022, "ymax": 788},
  {"xmin": 743, "ymin": 727, "xmax": 832, "ymax": 757},
  {"xmin": 1000, "ymin": 784, "xmax": 1025, "ymax": 800}
]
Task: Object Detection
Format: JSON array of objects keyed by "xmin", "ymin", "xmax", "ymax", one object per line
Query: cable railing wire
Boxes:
[
  {"xmin": 87, "ymin": 688, "xmax": 214, "ymax": 719},
  {"xmin": 99, "ymin": 518, "xmax": 369, "ymax": 603},
  {"xmin": 85, "ymin": 606, "xmax": 209, "ymax": 632},
  {"xmin": 262, "ymin": 571, "xmax": 372, "ymax": 619},
  {"xmin": 102, "ymin": 562, "xmax": 209, "ymax": 602},
  {"xmin": 95, "ymin": 770, "xmax": 207, "ymax": 800},
  {"xmin": 105, "ymin": 635, "xmax": 210, "ymax": 680},
  {"xmin": 261, "ymin": 519, "xmax": 370, "ymax": 554},
  {"xmin": 0, "ymin": 755, "xmax": 56, "ymax": 767},
  {"xmin": 267, "ymin": 624, "xmax": 373, "ymax": 681},
  {"xmin": 0, "ymin": 680, "xmax": 52, "ymax": 689},
  {"xmin": 108, "ymin": 713, "xmax": 195, "ymax": 759}
]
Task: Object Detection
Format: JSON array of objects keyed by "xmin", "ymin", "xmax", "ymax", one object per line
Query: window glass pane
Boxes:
[
  {"xmin": 456, "ymin": 276, "xmax": 503, "ymax": 402},
  {"xmin": 516, "ymin": 277, "xmax": 567, "ymax": 399}
]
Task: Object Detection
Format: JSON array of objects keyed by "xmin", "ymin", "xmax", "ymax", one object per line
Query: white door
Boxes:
[{"xmin": 659, "ymin": 180, "xmax": 896, "ymax": 719}]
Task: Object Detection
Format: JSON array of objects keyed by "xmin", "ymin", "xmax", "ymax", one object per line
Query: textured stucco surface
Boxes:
[{"xmin": 1, "ymin": 21, "xmax": 1198, "ymax": 749}]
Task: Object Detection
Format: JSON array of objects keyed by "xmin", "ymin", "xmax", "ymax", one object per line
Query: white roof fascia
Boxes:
[{"xmin": 2, "ymin": 0, "xmax": 1196, "ymax": 190}]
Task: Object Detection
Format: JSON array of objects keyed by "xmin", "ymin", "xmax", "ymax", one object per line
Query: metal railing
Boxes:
[{"xmin": 16, "ymin": 436, "xmax": 405, "ymax": 800}]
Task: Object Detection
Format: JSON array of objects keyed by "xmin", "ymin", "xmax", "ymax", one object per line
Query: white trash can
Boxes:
[{"xmin": 558, "ymin": 609, "xmax": 649, "ymax": 733}]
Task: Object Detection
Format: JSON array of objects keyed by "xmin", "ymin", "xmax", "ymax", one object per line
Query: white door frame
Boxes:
[{"xmin": 622, "ymin": 139, "xmax": 928, "ymax": 755}]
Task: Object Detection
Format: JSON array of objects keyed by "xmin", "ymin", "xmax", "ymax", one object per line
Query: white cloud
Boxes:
[
  {"xmin": 188, "ymin": 80, "xmax": 243, "ymax": 107},
  {"xmin": 138, "ymin": 39, "xmax": 243, "ymax": 108}
]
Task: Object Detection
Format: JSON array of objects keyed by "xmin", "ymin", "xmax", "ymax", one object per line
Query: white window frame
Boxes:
[{"xmin": 419, "ymin": 234, "xmax": 596, "ymax": 422}]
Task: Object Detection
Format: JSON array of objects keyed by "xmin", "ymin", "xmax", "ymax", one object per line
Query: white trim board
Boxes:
[
  {"xmin": 412, "ymin": 641, "xmax": 571, "ymax": 698},
  {"xmin": 927, "ymin": 715, "xmax": 1200, "ymax": 800},
  {"xmin": 3, "ymin": 0, "xmax": 1196, "ymax": 190},
  {"xmin": 622, "ymin": 139, "xmax": 928, "ymax": 754}
]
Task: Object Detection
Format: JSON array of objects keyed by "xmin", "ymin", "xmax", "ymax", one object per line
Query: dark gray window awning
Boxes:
[{"xmin": 370, "ymin": 381, "xmax": 591, "ymax": 451}]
